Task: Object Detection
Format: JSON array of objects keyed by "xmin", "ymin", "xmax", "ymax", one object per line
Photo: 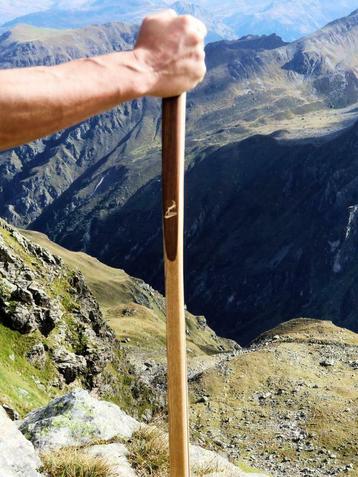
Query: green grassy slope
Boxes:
[
  {"xmin": 23, "ymin": 229, "xmax": 236, "ymax": 365},
  {"xmin": 0, "ymin": 323, "xmax": 58, "ymax": 415}
]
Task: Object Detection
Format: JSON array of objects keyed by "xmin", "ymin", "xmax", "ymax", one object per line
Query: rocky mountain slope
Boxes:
[
  {"xmin": 2, "ymin": 12, "xmax": 358, "ymax": 343},
  {"xmin": 0, "ymin": 218, "xmax": 234, "ymax": 420},
  {"xmin": 0, "ymin": 219, "xmax": 267, "ymax": 475},
  {"xmin": 0, "ymin": 217, "xmax": 120, "ymax": 416},
  {"xmin": 0, "ymin": 0, "xmax": 231, "ymax": 43},
  {"xmin": 0, "ymin": 220, "xmax": 356, "ymax": 476},
  {"xmin": 95, "ymin": 118, "xmax": 358, "ymax": 345},
  {"xmin": 214, "ymin": 0, "xmax": 358, "ymax": 41},
  {"xmin": 189, "ymin": 318, "xmax": 358, "ymax": 477},
  {"xmin": 23, "ymin": 228, "xmax": 238, "ymax": 385}
]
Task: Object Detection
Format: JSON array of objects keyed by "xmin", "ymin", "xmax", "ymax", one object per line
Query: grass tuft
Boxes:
[
  {"xmin": 41, "ymin": 448, "xmax": 114, "ymax": 477},
  {"xmin": 127, "ymin": 426, "xmax": 170, "ymax": 477}
]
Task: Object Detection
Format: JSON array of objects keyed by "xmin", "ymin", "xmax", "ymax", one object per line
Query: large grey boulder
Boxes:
[
  {"xmin": 19, "ymin": 389, "xmax": 140, "ymax": 451},
  {"xmin": 0, "ymin": 407, "xmax": 42, "ymax": 477}
]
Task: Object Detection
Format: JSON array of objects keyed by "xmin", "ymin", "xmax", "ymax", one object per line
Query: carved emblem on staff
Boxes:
[{"xmin": 165, "ymin": 200, "xmax": 178, "ymax": 219}]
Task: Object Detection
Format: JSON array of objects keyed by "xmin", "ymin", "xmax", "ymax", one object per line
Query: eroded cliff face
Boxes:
[
  {"xmin": 2, "ymin": 11, "xmax": 358, "ymax": 235},
  {"xmin": 0, "ymin": 218, "xmax": 168, "ymax": 421},
  {"xmin": 0, "ymin": 217, "xmax": 118, "ymax": 412},
  {"xmin": 0, "ymin": 22, "xmax": 161, "ymax": 230},
  {"xmin": 57, "ymin": 120, "xmax": 358, "ymax": 345}
]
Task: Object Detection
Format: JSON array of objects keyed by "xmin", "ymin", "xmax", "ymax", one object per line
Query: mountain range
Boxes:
[
  {"xmin": 2, "ymin": 10, "xmax": 358, "ymax": 343},
  {"xmin": 1, "ymin": 0, "xmax": 358, "ymax": 42}
]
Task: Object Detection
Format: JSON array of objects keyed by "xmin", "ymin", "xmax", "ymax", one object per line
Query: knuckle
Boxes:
[
  {"xmin": 197, "ymin": 48, "xmax": 206, "ymax": 61},
  {"xmin": 187, "ymin": 30, "xmax": 201, "ymax": 44},
  {"xmin": 199, "ymin": 21, "xmax": 208, "ymax": 37},
  {"xmin": 145, "ymin": 9, "xmax": 176, "ymax": 22},
  {"xmin": 180, "ymin": 14, "xmax": 194, "ymax": 28},
  {"xmin": 193, "ymin": 50, "xmax": 204, "ymax": 62}
]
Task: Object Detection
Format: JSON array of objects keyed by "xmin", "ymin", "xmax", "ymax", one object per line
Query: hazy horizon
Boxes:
[{"xmin": 1, "ymin": 0, "xmax": 358, "ymax": 41}]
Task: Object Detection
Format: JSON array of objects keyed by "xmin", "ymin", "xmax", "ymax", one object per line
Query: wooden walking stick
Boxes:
[{"xmin": 162, "ymin": 93, "xmax": 190, "ymax": 477}]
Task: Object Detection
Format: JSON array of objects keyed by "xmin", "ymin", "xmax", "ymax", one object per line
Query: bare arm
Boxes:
[
  {"xmin": 0, "ymin": 10, "xmax": 206, "ymax": 151},
  {"xmin": 0, "ymin": 52, "xmax": 151, "ymax": 150}
]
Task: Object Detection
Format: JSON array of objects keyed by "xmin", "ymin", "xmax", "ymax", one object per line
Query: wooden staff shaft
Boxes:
[{"xmin": 162, "ymin": 94, "xmax": 190, "ymax": 477}]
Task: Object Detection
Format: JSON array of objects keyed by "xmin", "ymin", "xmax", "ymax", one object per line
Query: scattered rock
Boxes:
[
  {"xmin": 4, "ymin": 303, "xmax": 37, "ymax": 334},
  {"xmin": 2, "ymin": 404, "xmax": 20, "ymax": 421},
  {"xmin": 52, "ymin": 348, "xmax": 87, "ymax": 384},
  {"xmin": 320, "ymin": 359, "xmax": 335, "ymax": 367},
  {"xmin": 349, "ymin": 360, "xmax": 358, "ymax": 370},
  {"xmin": 11, "ymin": 288, "xmax": 34, "ymax": 305},
  {"xmin": 26, "ymin": 344, "xmax": 47, "ymax": 369},
  {"xmin": 197, "ymin": 396, "xmax": 210, "ymax": 404}
]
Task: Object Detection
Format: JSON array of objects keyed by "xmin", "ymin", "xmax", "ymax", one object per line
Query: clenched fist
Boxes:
[{"xmin": 134, "ymin": 10, "xmax": 207, "ymax": 97}]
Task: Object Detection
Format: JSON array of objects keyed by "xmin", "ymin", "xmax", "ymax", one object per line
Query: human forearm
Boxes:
[
  {"xmin": 0, "ymin": 10, "xmax": 206, "ymax": 152},
  {"xmin": 0, "ymin": 51, "xmax": 150, "ymax": 151}
]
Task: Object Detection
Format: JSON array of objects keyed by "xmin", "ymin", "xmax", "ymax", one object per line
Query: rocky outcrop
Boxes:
[
  {"xmin": 20, "ymin": 390, "xmax": 140, "ymax": 451},
  {"xmin": 0, "ymin": 219, "xmax": 115, "ymax": 393},
  {"xmin": 0, "ymin": 407, "xmax": 42, "ymax": 477}
]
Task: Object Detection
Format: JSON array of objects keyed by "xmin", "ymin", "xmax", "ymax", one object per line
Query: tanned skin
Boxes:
[{"xmin": 0, "ymin": 10, "xmax": 207, "ymax": 151}]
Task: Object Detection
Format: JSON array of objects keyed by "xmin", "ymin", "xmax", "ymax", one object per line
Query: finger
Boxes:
[{"xmin": 194, "ymin": 18, "xmax": 208, "ymax": 38}]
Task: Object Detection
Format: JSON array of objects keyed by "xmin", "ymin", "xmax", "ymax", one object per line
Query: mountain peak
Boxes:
[{"xmin": 236, "ymin": 32, "xmax": 287, "ymax": 49}]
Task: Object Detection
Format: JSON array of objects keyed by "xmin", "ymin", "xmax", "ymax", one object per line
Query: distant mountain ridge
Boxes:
[
  {"xmin": 0, "ymin": 0, "xmax": 232, "ymax": 43},
  {"xmin": 2, "ymin": 0, "xmax": 358, "ymax": 42},
  {"xmin": 0, "ymin": 22, "xmax": 137, "ymax": 67}
]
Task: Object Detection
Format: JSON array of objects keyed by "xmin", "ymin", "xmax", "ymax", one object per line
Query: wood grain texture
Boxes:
[{"xmin": 162, "ymin": 94, "xmax": 190, "ymax": 477}]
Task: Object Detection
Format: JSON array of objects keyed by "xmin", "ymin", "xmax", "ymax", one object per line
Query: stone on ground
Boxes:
[
  {"xmin": 85, "ymin": 443, "xmax": 138, "ymax": 477},
  {"xmin": 190, "ymin": 444, "xmax": 268, "ymax": 477}
]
